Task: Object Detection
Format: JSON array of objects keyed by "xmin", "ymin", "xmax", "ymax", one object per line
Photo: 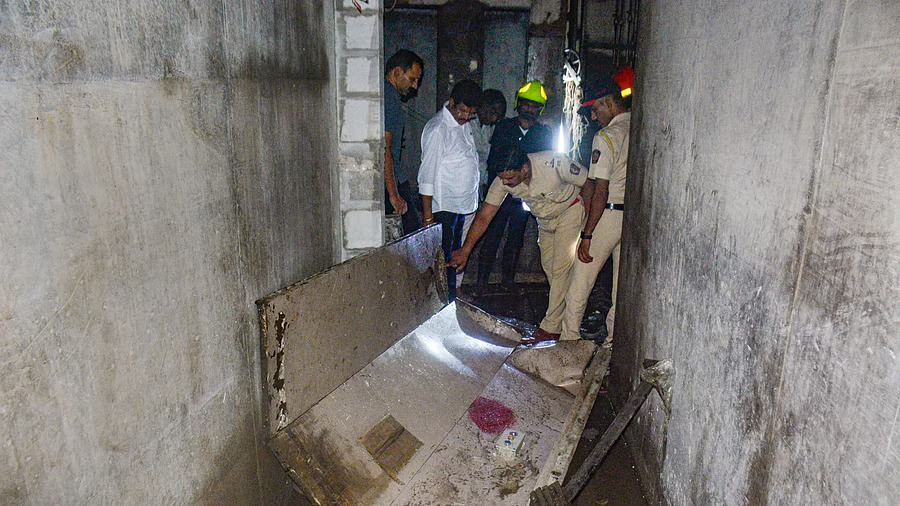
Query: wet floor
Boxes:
[
  {"xmin": 287, "ymin": 259, "xmax": 647, "ymax": 505},
  {"xmin": 566, "ymin": 391, "xmax": 648, "ymax": 505}
]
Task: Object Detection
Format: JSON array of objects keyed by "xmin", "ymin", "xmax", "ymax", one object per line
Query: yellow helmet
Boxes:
[{"xmin": 515, "ymin": 80, "xmax": 548, "ymax": 110}]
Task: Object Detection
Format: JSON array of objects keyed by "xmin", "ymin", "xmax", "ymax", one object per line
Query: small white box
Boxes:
[{"xmin": 495, "ymin": 429, "xmax": 526, "ymax": 459}]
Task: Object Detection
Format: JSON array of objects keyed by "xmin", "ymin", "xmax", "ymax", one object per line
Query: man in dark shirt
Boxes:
[
  {"xmin": 384, "ymin": 49, "xmax": 424, "ymax": 235},
  {"xmin": 477, "ymin": 80, "xmax": 554, "ymax": 290}
]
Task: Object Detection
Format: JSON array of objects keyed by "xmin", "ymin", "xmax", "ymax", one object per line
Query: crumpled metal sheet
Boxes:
[
  {"xmin": 507, "ymin": 340, "xmax": 598, "ymax": 393},
  {"xmin": 259, "ymin": 230, "xmax": 604, "ymax": 505}
]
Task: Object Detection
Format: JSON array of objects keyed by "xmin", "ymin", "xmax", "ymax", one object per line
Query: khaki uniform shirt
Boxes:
[
  {"xmin": 589, "ymin": 112, "xmax": 631, "ymax": 204},
  {"xmin": 484, "ymin": 151, "xmax": 587, "ymax": 220}
]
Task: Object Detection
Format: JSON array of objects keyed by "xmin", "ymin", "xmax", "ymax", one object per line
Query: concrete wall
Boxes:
[
  {"xmin": 613, "ymin": 0, "xmax": 900, "ymax": 504},
  {"xmin": 0, "ymin": 1, "xmax": 337, "ymax": 503},
  {"xmin": 526, "ymin": 0, "xmax": 566, "ymax": 127},
  {"xmin": 483, "ymin": 10, "xmax": 530, "ymax": 115}
]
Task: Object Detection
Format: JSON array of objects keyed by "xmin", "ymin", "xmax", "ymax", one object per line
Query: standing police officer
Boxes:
[{"xmin": 561, "ymin": 73, "xmax": 631, "ymax": 342}]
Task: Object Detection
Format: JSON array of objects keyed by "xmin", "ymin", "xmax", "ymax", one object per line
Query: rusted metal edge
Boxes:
[
  {"xmin": 258, "ymin": 305, "xmax": 272, "ymax": 435},
  {"xmin": 255, "ymin": 225, "xmax": 445, "ymax": 435},
  {"xmin": 533, "ymin": 341, "xmax": 612, "ymax": 489}
]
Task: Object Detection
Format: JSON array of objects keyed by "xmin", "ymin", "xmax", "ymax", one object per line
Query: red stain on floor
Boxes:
[{"xmin": 468, "ymin": 396, "xmax": 516, "ymax": 434}]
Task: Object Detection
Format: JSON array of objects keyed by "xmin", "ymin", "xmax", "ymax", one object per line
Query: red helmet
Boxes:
[{"xmin": 613, "ymin": 67, "xmax": 634, "ymax": 98}]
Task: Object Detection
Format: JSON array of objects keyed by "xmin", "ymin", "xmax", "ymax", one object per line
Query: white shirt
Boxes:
[
  {"xmin": 418, "ymin": 106, "xmax": 480, "ymax": 214},
  {"xmin": 588, "ymin": 112, "xmax": 630, "ymax": 204},
  {"xmin": 469, "ymin": 117, "xmax": 496, "ymax": 186}
]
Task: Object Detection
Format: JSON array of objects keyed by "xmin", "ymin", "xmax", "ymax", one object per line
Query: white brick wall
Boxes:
[
  {"xmin": 345, "ymin": 56, "xmax": 378, "ymax": 93},
  {"xmin": 343, "ymin": 209, "xmax": 383, "ymax": 250},
  {"xmin": 334, "ymin": 3, "xmax": 384, "ymax": 259},
  {"xmin": 340, "ymin": 99, "xmax": 381, "ymax": 142}
]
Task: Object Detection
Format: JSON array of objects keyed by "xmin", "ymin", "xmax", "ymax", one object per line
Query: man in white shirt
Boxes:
[{"xmin": 418, "ymin": 79, "xmax": 483, "ymax": 302}]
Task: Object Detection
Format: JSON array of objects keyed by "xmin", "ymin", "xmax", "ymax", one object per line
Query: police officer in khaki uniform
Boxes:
[
  {"xmin": 448, "ymin": 146, "xmax": 587, "ymax": 344},
  {"xmin": 561, "ymin": 74, "xmax": 631, "ymax": 342}
]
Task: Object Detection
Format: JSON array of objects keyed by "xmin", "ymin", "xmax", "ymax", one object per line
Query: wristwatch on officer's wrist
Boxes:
[{"xmin": 580, "ymin": 231, "xmax": 592, "ymax": 240}]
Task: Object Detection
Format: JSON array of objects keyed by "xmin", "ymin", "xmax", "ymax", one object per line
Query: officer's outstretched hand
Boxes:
[
  {"xmin": 447, "ymin": 249, "xmax": 469, "ymax": 272},
  {"xmin": 578, "ymin": 239, "xmax": 593, "ymax": 263}
]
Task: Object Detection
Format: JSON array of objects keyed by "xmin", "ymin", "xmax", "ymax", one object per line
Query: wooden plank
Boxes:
[
  {"xmin": 530, "ymin": 481, "xmax": 568, "ymax": 506},
  {"xmin": 533, "ymin": 342, "xmax": 612, "ymax": 489}
]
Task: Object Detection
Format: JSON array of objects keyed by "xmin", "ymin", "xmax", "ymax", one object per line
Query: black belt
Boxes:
[{"xmin": 606, "ymin": 203, "xmax": 625, "ymax": 211}]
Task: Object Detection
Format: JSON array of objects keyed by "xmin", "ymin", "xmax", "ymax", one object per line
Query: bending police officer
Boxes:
[
  {"xmin": 449, "ymin": 146, "xmax": 587, "ymax": 344},
  {"xmin": 477, "ymin": 80, "xmax": 554, "ymax": 292}
]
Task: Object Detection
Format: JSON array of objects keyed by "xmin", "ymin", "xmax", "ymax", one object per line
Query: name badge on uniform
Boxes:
[{"xmin": 591, "ymin": 149, "xmax": 601, "ymax": 164}]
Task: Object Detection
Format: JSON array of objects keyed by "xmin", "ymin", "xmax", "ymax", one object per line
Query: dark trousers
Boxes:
[
  {"xmin": 478, "ymin": 196, "xmax": 528, "ymax": 285},
  {"xmin": 385, "ymin": 180, "xmax": 421, "ymax": 235},
  {"xmin": 434, "ymin": 211, "xmax": 466, "ymax": 302}
]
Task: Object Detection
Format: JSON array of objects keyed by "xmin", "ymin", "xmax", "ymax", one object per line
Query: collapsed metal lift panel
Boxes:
[
  {"xmin": 257, "ymin": 227, "xmax": 604, "ymax": 505},
  {"xmin": 257, "ymin": 227, "xmax": 446, "ymax": 433}
]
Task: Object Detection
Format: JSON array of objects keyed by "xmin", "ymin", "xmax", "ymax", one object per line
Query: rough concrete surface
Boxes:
[
  {"xmin": 0, "ymin": 1, "xmax": 337, "ymax": 503},
  {"xmin": 613, "ymin": 0, "xmax": 900, "ymax": 504}
]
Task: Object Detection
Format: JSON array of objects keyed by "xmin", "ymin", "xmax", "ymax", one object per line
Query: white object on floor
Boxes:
[{"xmin": 496, "ymin": 429, "xmax": 527, "ymax": 459}]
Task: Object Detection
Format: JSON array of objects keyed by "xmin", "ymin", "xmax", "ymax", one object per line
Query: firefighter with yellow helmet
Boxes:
[{"xmin": 474, "ymin": 79, "xmax": 554, "ymax": 293}]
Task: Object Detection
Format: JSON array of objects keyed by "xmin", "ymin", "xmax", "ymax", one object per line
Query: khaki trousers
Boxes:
[
  {"xmin": 561, "ymin": 208, "xmax": 623, "ymax": 340},
  {"xmin": 537, "ymin": 202, "xmax": 585, "ymax": 333}
]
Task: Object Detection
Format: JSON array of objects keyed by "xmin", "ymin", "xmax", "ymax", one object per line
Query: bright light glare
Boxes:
[
  {"xmin": 419, "ymin": 333, "xmax": 475, "ymax": 377},
  {"xmin": 555, "ymin": 123, "xmax": 568, "ymax": 154},
  {"xmin": 522, "ymin": 201, "xmax": 531, "ymax": 212}
]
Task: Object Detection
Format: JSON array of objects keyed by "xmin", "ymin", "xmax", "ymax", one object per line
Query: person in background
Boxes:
[
  {"xmin": 471, "ymin": 89, "xmax": 508, "ymax": 197},
  {"xmin": 384, "ymin": 49, "xmax": 424, "ymax": 235},
  {"xmin": 418, "ymin": 80, "xmax": 483, "ymax": 302},
  {"xmin": 477, "ymin": 80, "xmax": 553, "ymax": 293},
  {"xmin": 457, "ymin": 89, "xmax": 506, "ymax": 290}
]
